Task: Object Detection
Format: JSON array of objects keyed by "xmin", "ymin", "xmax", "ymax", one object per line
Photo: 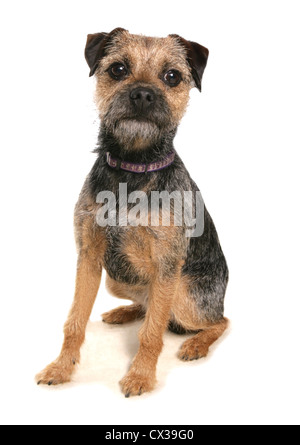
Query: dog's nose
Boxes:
[{"xmin": 130, "ymin": 87, "xmax": 156, "ymax": 111}]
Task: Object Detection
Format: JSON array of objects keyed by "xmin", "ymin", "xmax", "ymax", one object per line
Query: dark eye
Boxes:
[
  {"xmin": 163, "ymin": 70, "xmax": 182, "ymax": 87},
  {"xmin": 108, "ymin": 63, "xmax": 128, "ymax": 80}
]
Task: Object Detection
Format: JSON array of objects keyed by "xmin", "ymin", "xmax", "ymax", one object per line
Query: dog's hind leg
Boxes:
[
  {"xmin": 102, "ymin": 303, "xmax": 145, "ymax": 324},
  {"xmin": 178, "ymin": 317, "xmax": 229, "ymax": 361},
  {"xmin": 103, "ymin": 276, "xmax": 148, "ymax": 324}
]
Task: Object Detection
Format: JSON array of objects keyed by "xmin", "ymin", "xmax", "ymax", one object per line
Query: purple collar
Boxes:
[{"xmin": 106, "ymin": 151, "xmax": 175, "ymax": 173}]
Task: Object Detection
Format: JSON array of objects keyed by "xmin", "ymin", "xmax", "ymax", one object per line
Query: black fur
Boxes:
[{"xmin": 84, "ymin": 127, "xmax": 229, "ymax": 323}]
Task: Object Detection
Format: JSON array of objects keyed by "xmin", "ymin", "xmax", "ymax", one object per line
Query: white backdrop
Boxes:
[{"xmin": 0, "ymin": 0, "xmax": 299, "ymax": 425}]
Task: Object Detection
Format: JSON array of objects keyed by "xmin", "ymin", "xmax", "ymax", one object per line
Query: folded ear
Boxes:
[
  {"xmin": 169, "ymin": 34, "xmax": 209, "ymax": 92},
  {"xmin": 85, "ymin": 27, "xmax": 127, "ymax": 77}
]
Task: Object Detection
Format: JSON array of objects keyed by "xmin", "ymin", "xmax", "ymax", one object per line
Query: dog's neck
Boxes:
[{"xmin": 96, "ymin": 126, "xmax": 177, "ymax": 165}]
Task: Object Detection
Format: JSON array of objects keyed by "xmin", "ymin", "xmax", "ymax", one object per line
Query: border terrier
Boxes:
[{"xmin": 36, "ymin": 28, "xmax": 229, "ymax": 397}]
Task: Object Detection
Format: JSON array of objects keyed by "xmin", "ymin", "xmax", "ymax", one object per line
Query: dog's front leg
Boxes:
[
  {"xmin": 120, "ymin": 263, "xmax": 182, "ymax": 397},
  {"xmin": 36, "ymin": 252, "xmax": 102, "ymax": 385}
]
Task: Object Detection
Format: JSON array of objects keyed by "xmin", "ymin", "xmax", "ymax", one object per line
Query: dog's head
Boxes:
[{"xmin": 85, "ymin": 28, "xmax": 209, "ymax": 149}]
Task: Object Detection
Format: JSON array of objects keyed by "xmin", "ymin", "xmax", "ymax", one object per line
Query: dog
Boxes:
[{"xmin": 36, "ymin": 28, "xmax": 229, "ymax": 397}]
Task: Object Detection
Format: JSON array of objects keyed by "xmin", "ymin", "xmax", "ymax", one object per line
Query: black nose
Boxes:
[{"xmin": 130, "ymin": 87, "xmax": 156, "ymax": 111}]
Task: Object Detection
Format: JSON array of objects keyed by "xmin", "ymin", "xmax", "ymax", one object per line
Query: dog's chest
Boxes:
[{"xmin": 102, "ymin": 226, "xmax": 152, "ymax": 285}]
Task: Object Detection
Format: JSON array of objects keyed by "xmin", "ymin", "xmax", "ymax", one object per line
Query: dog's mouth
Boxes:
[{"xmin": 116, "ymin": 116, "xmax": 159, "ymax": 127}]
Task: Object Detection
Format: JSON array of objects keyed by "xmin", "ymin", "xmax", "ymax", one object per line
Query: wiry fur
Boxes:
[{"xmin": 36, "ymin": 29, "xmax": 229, "ymax": 397}]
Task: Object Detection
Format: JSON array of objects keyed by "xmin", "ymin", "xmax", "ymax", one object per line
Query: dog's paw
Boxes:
[
  {"xmin": 178, "ymin": 336, "xmax": 208, "ymax": 361},
  {"xmin": 120, "ymin": 370, "xmax": 156, "ymax": 397},
  {"xmin": 102, "ymin": 307, "xmax": 127, "ymax": 324},
  {"xmin": 36, "ymin": 357, "xmax": 76, "ymax": 386},
  {"xmin": 102, "ymin": 305, "xmax": 144, "ymax": 325}
]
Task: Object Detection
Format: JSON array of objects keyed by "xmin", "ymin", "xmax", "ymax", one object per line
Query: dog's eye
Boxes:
[
  {"xmin": 163, "ymin": 70, "xmax": 182, "ymax": 87},
  {"xmin": 108, "ymin": 63, "xmax": 128, "ymax": 80}
]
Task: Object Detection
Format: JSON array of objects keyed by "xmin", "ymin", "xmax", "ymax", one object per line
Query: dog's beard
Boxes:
[
  {"xmin": 101, "ymin": 87, "xmax": 173, "ymax": 150},
  {"xmin": 112, "ymin": 118, "xmax": 161, "ymax": 149}
]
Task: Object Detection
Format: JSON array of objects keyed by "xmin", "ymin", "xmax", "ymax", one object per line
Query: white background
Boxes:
[{"xmin": 0, "ymin": 0, "xmax": 300, "ymax": 425}]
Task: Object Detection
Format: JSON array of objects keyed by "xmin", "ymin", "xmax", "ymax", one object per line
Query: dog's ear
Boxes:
[
  {"xmin": 170, "ymin": 34, "xmax": 209, "ymax": 92},
  {"xmin": 85, "ymin": 27, "xmax": 127, "ymax": 77}
]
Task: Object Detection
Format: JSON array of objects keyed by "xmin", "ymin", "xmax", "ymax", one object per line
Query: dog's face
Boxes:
[{"xmin": 85, "ymin": 28, "xmax": 209, "ymax": 149}]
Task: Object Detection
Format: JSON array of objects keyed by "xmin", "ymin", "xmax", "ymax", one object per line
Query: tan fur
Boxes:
[
  {"xmin": 95, "ymin": 31, "xmax": 192, "ymax": 126},
  {"xmin": 102, "ymin": 303, "xmax": 145, "ymax": 324},
  {"xmin": 123, "ymin": 227, "xmax": 155, "ymax": 279},
  {"xmin": 170, "ymin": 274, "xmax": 205, "ymax": 331},
  {"xmin": 105, "ymin": 275, "xmax": 148, "ymax": 303},
  {"xmin": 36, "ymin": 251, "xmax": 102, "ymax": 385},
  {"xmin": 36, "ymin": 31, "xmax": 228, "ymax": 395},
  {"xmin": 178, "ymin": 318, "xmax": 229, "ymax": 360},
  {"xmin": 120, "ymin": 261, "xmax": 183, "ymax": 396},
  {"xmin": 36, "ymin": 215, "xmax": 105, "ymax": 385}
]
